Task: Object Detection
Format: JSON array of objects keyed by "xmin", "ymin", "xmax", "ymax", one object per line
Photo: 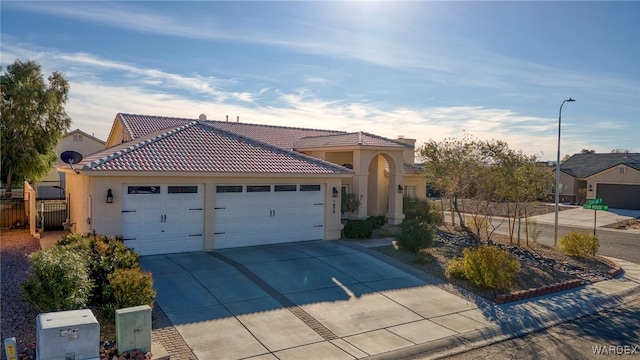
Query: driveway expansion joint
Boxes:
[{"xmin": 207, "ymin": 251, "xmax": 340, "ymax": 341}]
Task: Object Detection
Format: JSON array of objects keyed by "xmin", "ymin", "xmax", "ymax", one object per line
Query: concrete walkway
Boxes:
[{"xmin": 142, "ymin": 240, "xmax": 640, "ymax": 360}]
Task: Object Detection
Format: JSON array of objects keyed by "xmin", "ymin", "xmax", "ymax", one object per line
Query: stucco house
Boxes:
[
  {"xmin": 552, "ymin": 153, "xmax": 640, "ymax": 209},
  {"xmin": 59, "ymin": 113, "xmax": 426, "ymax": 255},
  {"xmin": 38, "ymin": 129, "xmax": 105, "ymax": 199}
]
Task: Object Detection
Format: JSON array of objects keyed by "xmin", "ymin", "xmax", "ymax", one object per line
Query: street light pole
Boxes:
[{"xmin": 554, "ymin": 98, "xmax": 575, "ymax": 247}]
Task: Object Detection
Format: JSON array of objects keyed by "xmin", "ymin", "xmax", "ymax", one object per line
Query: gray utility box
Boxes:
[
  {"xmin": 115, "ymin": 305, "xmax": 152, "ymax": 354},
  {"xmin": 36, "ymin": 309, "xmax": 100, "ymax": 360}
]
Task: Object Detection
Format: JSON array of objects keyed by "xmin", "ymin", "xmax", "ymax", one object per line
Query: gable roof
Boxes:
[
  {"xmin": 77, "ymin": 121, "xmax": 352, "ymax": 174},
  {"xmin": 294, "ymin": 132, "xmax": 412, "ymax": 149},
  {"xmin": 559, "ymin": 153, "xmax": 640, "ymax": 178},
  {"xmin": 65, "ymin": 129, "xmax": 105, "ymax": 145}
]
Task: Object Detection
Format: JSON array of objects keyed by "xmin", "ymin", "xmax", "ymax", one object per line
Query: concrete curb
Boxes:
[{"xmin": 368, "ymin": 275, "xmax": 640, "ymax": 359}]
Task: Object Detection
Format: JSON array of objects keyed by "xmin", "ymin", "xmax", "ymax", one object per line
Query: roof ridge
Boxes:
[
  {"xmin": 206, "ymin": 119, "xmax": 346, "ymax": 134},
  {"xmin": 82, "ymin": 121, "xmax": 197, "ymax": 170}
]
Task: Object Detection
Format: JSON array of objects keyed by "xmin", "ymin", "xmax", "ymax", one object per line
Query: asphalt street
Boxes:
[
  {"xmin": 433, "ymin": 297, "xmax": 640, "ymax": 360},
  {"xmin": 529, "ymin": 223, "xmax": 640, "ymax": 264}
]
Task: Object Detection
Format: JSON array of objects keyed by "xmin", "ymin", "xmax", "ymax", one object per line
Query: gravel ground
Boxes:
[{"xmin": 1, "ymin": 230, "xmax": 40, "ymax": 355}]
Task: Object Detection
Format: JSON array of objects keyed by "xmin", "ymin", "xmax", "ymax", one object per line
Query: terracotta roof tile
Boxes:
[
  {"xmin": 79, "ymin": 122, "xmax": 352, "ymax": 174},
  {"xmin": 294, "ymin": 132, "xmax": 412, "ymax": 149}
]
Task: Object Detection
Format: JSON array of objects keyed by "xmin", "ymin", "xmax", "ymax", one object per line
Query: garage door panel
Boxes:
[
  {"xmin": 214, "ymin": 184, "xmax": 324, "ymax": 249},
  {"xmin": 122, "ymin": 184, "xmax": 204, "ymax": 255},
  {"xmin": 597, "ymin": 184, "xmax": 640, "ymax": 210}
]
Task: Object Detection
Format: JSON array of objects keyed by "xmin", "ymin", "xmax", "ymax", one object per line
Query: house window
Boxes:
[
  {"xmin": 300, "ymin": 185, "xmax": 321, "ymax": 191},
  {"xmin": 405, "ymin": 185, "xmax": 417, "ymax": 197},
  {"xmin": 618, "ymin": 167, "xmax": 626, "ymax": 174},
  {"xmin": 275, "ymin": 185, "xmax": 296, "ymax": 192},
  {"xmin": 216, "ymin": 185, "xmax": 243, "ymax": 193},
  {"xmin": 128, "ymin": 186, "xmax": 160, "ymax": 194},
  {"xmin": 247, "ymin": 185, "xmax": 271, "ymax": 192},
  {"xmin": 168, "ymin": 186, "xmax": 198, "ymax": 194}
]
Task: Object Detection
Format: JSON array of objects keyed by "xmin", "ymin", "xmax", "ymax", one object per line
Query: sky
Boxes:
[{"xmin": 2, "ymin": 1, "xmax": 639, "ymax": 161}]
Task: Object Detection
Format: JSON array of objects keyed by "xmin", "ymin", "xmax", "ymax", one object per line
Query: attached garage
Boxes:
[
  {"xmin": 122, "ymin": 184, "xmax": 204, "ymax": 255},
  {"xmin": 214, "ymin": 184, "xmax": 324, "ymax": 249},
  {"xmin": 597, "ymin": 184, "xmax": 640, "ymax": 210}
]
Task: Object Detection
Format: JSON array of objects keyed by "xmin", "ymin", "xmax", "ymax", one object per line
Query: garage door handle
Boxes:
[
  {"xmin": 314, "ymin": 203, "xmax": 323, "ymax": 205},
  {"xmin": 122, "ymin": 210, "xmax": 136, "ymax": 213},
  {"xmin": 189, "ymin": 234, "xmax": 202, "ymax": 237},
  {"xmin": 214, "ymin": 232, "xmax": 225, "ymax": 235},
  {"xmin": 314, "ymin": 225, "xmax": 323, "ymax": 227},
  {"xmin": 123, "ymin": 238, "xmax": 136, "ymax": 240},
  {"xmin": 215, "ymin": 207, "xmax": 226, "ymax": 210},
  {"xmin": 190, "ymin": 208, "xmax": 202, "ymax": 210}
]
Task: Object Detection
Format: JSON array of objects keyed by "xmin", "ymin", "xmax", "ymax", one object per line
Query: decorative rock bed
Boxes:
[{"xmin": 437, "ymin": 233, "xmax": 624, "ymax": 304}]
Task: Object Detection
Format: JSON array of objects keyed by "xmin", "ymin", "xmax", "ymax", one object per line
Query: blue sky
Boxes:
[{"xmin": 2, "ymin": 1, "xmax": 639, "ymax": 160}]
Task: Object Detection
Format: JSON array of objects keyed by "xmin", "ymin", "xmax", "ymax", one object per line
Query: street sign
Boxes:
[
  {"xmin": 586, "ymin": 198, "xmax": 603, "ymax": 205},
  {"xmin": 583, "ymin": 203, "xmax": 608, "ymax": 211}
]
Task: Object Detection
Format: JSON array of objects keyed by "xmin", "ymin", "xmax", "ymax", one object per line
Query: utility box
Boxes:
[
  {"xmin": 36, "ymin": 309, "xmax": 100, "ymax": 360},
  {"xmin": 115, "ymin": 305, "xmax": 152, "ymax": 354}
]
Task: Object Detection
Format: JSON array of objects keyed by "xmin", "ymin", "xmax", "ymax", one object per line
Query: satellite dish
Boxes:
[{"xmin": 60, "ymin": 150, "xmax": 83, "ymax": 164}]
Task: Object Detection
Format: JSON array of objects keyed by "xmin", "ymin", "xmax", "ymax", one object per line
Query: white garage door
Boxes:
[
  {"xmin": 122, "ymin": 185, "xmax": 204, "ymax": 255},
  {"xmin": 214, "ymin": 184, "xmax": 324, "ymax": 249}
]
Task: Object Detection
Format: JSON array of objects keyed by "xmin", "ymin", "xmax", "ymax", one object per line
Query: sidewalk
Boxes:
[{"xmin": 347, "ymin": 239, "xmax": 640, "ymax": 359}]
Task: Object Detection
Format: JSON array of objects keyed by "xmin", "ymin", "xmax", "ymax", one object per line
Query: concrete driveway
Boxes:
[{"xmin": 140, "ymin": 241, "xmax": 483, "ymax": 359}]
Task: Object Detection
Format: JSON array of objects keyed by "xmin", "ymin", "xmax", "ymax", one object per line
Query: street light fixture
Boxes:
[{"xmin": 554, "ymin": 98, "xmax": 575, "ymax": 247}]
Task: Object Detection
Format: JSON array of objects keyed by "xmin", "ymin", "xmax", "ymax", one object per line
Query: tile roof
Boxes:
[
  {"xmin": 294, "ymin": 132, "xmax": 413, "ymax": 149},
  {"xmin": 78, "ymin": 122, "xmax": 352, "ymax": 174},
  {"xmin": 210, "ymin": 121, "xmax": 345, "ymax": 150},
  {"xmin": 559, "ymin": 153, "xmax": 640, "ymax": 178},
  {"xmin": 116, "ymin": 113, "xmax": 346, "ymax": 150}
]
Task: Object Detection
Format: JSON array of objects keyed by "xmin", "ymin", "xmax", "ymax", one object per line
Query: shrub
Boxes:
[
  {"xmin": 107, "ymin": 268, "xmax": 156, "ymax": 310},
  {"xmin": 21, "ymin": 247, "xmax": 94, "ymax": 312},
  {"xmin": 403, "ymin": 196, "xmax": 443, "ymax": 225},
  {"xmin": 366, "ymin": 215, "xmax": 386, "ymax": 229},
  {"xmin": 559, "ymin": 231, "xmax": 599, "ymax": 257},
  {"xmin": 343, "ymin": 219, "xmax": 373, "ymax": 239},
  {"xmin": 463, "ymin": 246, "xmax": 520, "ymax": 292},
  {"xmin": 395, "ymin": 219, "xmax": 435, "ymax": 253},
  {"xmin": 341, "ymin": 192, "xmax": 362, "ymax": 214},
  {"xmin": 446, "ymin": 257, "xmax": 466, "ymax": 279},
  {"xmin": 465, "ymin": 216, "xmax": 489, "ymax": 240}
]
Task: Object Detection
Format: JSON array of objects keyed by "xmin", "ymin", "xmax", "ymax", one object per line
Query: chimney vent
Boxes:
[
  {"xmin": 226, "ymin": 115, "xmax": 228, "ymax": 122},
  {"xmin": 198, "ymin": 114, "xmax": 207, "ymax": 121},
  {"xmin": 237, "ymin": 116, "xmax": 239, "ymax": 123}
]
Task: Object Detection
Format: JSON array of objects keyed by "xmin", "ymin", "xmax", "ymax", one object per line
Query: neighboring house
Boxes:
[
  {"xmin": 551, "ymin": 153, "xmax": 640, "ymax": 209},
  {"xmin": 38, "ymin": 129, "xmax": 105, "ymax": 199},
  {"xmin": 59, "ymin": 113, "xmax": 426, "ymax": 255}
]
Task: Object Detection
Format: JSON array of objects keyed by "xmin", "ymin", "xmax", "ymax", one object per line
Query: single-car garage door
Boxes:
[
  {"xmin": 597, "ymin": 184, "xmax": 640, "ymax": 210},
  {"xmin": 214, "ymin": 184, "xmax": 324, "ymax": 249},
  {"xmin": 122, "ymin": 184, "xmax": 204, "ymax": 255}
]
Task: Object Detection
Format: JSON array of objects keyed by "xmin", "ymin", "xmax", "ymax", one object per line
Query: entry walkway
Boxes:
[{"xmin": 142, "ymin": 241, "xmax": 640, "ymax": 360}]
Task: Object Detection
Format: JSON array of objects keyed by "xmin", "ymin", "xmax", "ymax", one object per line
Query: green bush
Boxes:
[
  {"xmin": 366, "ymin": 216, "xmax": 386, "ymax": 229},
  {"xmin": 343, "ymin": 219, "xmax": 373, "ymax": 239},
  {"xmin": 59, "ymin": 234, "xmax": 140, "ymax": 307},
  {"xmin": 559, "ymin": 231, "xmax": 599, "ymax": 257},
  {"xmin": 446, "ymin": 257, "xmax": 466, "ymax": 279},
  {"xmin": 395, "ymin": 219, "xmax": 435, "ymax": 253},
  {"xmin": 21, "ymin": 247, "xmax": 94, "ymax": 312},
  {"xmin": 403, "ymin": 196, "xmax": 443, "ymax": 225},
  {"xmin": 463, "ymin": 246, "xmax": 520, "ymax": 292},
  {"xmin": 107, "ymin": 268, "xmax": 156, "ymax": 310}
]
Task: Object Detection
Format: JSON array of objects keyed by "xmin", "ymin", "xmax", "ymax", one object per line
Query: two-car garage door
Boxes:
[
  {"xmin": 214, "ymin": 184, "xmax": 325, "ymax": 249},
  {"xmin": 121, "ymin": 183, "xmax": 325, "ymax": 255}
]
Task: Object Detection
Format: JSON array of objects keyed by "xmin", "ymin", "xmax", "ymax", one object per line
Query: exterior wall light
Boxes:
[
  {"xmin": 332, "ymin": 187, "xmax": 339, "ymax": 197},
  {"xmin": 588, "ymin": 184, "xmax": 593, "ymax": 192},
  {"xmin": 106, "ymin": 189, "xmax": 114, "ymax": 203},
  {"xmin": 398, "ymin": 185, "xmax": 403, "ymax": 194}
]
